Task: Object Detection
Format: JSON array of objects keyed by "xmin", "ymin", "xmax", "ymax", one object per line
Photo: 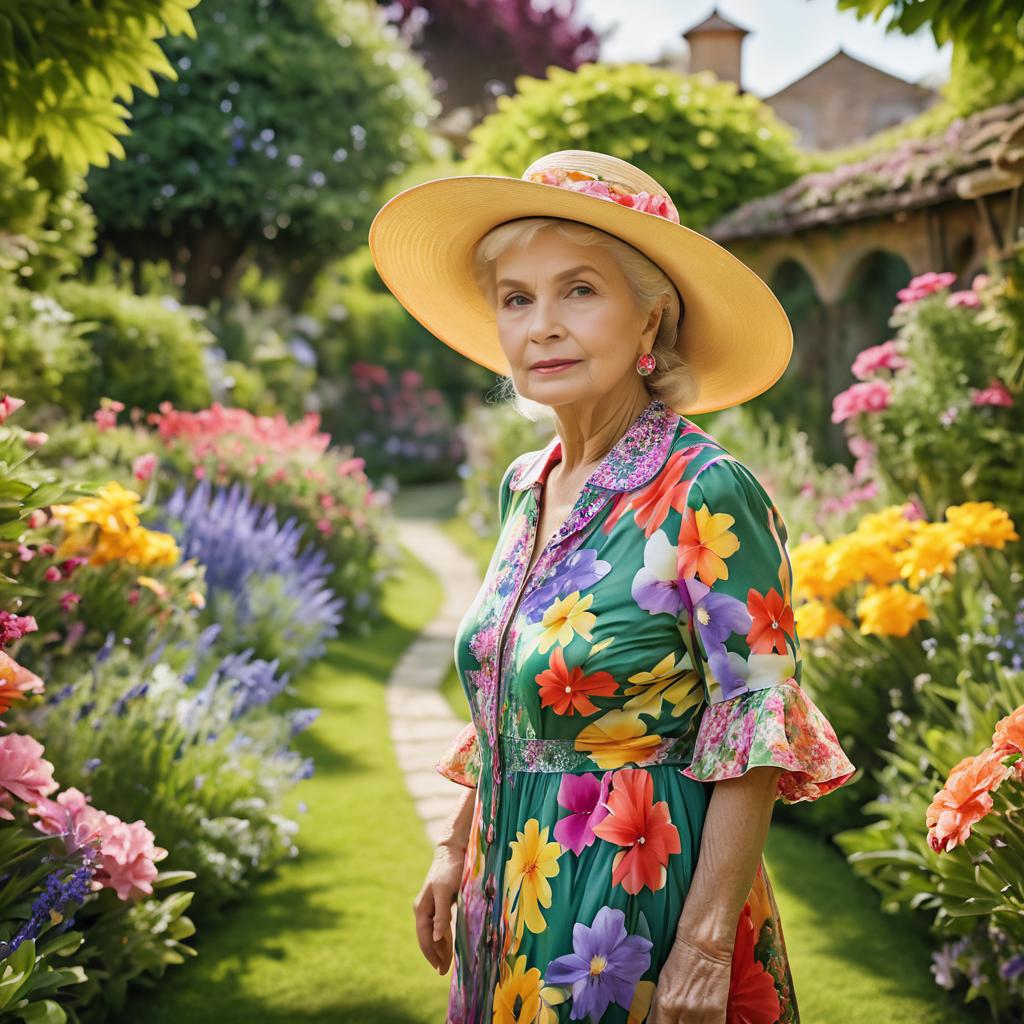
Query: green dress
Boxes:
[{"xmin": 436, "ymin": 398, "xmax": 856, "ymax": 1024}]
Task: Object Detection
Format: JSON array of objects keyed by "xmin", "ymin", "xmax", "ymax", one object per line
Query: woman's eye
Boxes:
[
  {"xmin": 571, "ymin": 284, "xmax": 593, "ymax": 297},
  {"xmin": 503, "ymin": 294, "xmax": 527, "ymax": 307}
]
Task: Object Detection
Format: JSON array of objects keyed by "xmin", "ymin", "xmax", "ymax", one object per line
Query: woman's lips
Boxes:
[{"xmin": 530, "ymin": 360, "xmax": 580, "ymax": 374}]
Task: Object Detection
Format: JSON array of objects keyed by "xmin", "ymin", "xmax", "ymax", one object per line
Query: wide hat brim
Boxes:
[{"xmin": 368, "ymin": 174, "xmax": 792, "ymax": 415}]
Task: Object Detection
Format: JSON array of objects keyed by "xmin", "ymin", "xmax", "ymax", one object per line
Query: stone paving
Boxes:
[{"xmin": 387, "ymin": 517, "xmax": 482, "ymax": 845}]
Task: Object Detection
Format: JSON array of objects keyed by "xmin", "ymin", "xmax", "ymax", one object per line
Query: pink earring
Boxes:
[{"xmin": 636, "ymin": 352, "xmax": 656, "ymax": 376}]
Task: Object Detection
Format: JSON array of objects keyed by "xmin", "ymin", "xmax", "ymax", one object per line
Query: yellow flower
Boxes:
[
  {"xmin": 623, "ymin": 652, "xmax": 702, "ymax": 718},
  {"xmin": 575, "ymin": 709, "xmax": 663, "ymax": 769},
  {"xmin": 944, "ymin": 501, "xmax": 1019, "ymax": 549},
  {"xmin": 856, "ymin": 583, "xmax": 929, "ymax": 636},
  {"xmin": 628, "ymin": 980, "xmax": 657, "ymax": 1024},
  {"xmin": 136, "ymin": 576, "xmax": 169, "ymax": 600},
  {"xmin": 856, "ymin": 505, "xmax": 918, "ymax": 547},
  {"xmin": 504, "ymin": 819, "xmax": 561, "ymax": 938},
  {"xmin": 893, "ymin": 522, "xmax": 964, "ymax": 589},
  {"xmin": 537, "ymin": 591, "xmax": 595, "ymax": 654},
  {"xmin": 794, "ymin": 599, "xmax": 851, "ymax": 639},
  {"xmin": 493, "ymin": 954, "xmax": 544, "ymax": 1024}
]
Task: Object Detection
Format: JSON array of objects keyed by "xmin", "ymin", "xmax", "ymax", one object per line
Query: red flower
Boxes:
[
  {"xmin": 535, "ymin": 646, "xmax": 617, "ymax": 716},
  {"xmin": 603, "ymin": 449, "xmax": 698, "ymax": 536},
  {"xmin": 746, "ymin": 588, "xmax": 794, "ymax": 655},
  {"xmin": 727, "ymin": 902, "xmax": 782, "ymax": 1024},
  {"xmin": 591, "ymin": 768, "xmax": 681, "ymax": 894}
]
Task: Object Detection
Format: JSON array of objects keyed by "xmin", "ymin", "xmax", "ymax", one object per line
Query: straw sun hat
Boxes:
[{"xmin": 367, "ymin": 149, "xmax": 792, "ymax": 415}]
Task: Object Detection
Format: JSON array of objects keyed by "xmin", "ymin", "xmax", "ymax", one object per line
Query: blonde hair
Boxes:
[{"xmin": 472, "ymin": 217, "xmax": 700, "ymax": 420}]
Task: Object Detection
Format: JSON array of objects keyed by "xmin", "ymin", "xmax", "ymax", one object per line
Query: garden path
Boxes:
[{"xmin": 389, "ymin": 517, "xmax": 480, "ymax": 845}]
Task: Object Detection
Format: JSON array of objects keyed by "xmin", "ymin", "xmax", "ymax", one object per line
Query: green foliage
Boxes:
[
  {"xmin": 837, "ymin": 0, "xmax": 1024, "ymax": 76},
  {"xmin": 849, "ymin": 270, "xmax": 1024, "ymax": 533},
  {"xmin": 455, "ymin": 399, "xmax": 553, "ymax": 539},
  {"xmin": 50, "ymin": 282, "xmax": 214, "ymax": 413},
  {"xmin": 0, "ymin": 146, "xmax": 96, "ymax": 290},
  {"xmin": 0, "ymin": 0, "xmax": 200, "ymax": 184},
  {"xmin": 0, "ymin": 278, "xmax": 96, "ymax": 418},
  {"xmin": 835, "ymin": 667, "xmax": 1024, "ymax": 1018},
  {"xmin": 463, "ymin": 62, "xmax": 801, "ymax": 230},
  {"xmin": 84, "ymin": 0, "xmax": 440, "ymax": 298}
]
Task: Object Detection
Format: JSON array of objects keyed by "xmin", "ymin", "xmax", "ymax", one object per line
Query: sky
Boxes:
[{"xmin": 575, "ymin": 0, "xmax": 952, "ymax": 97}]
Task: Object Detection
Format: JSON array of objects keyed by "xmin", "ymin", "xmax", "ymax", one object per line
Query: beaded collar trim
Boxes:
[
  {"xmin": 523, "ymin": 166, "xmax": 681, "ymax": 224},
  {"xmin": 508, "ymin": 398, "xmax": 680, "ymax": 494}
]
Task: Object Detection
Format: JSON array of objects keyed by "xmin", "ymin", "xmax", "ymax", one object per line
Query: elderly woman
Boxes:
[{"xmin": 370, "ymin": 150, "xmax": 856, "ymax": 1024}]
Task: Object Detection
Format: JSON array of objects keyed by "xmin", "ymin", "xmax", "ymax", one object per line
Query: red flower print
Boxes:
[
  {"xmin": 746, "ymin": 588, "xmax": 794, "ymax": 655},
  {"xmin": 602, "ymin": 449, "xmax": 697, "ymax": 536},
  {"xmin": 535, "ymin": 647, "xmax": 618, "ymax": 715},
  {"xmin": 727, "ymin": 901, "xmax": 781, "ymax": 1024},
  {"xmin": 591, "ymin": 768, "xmax": 681, "ymax": 894}
]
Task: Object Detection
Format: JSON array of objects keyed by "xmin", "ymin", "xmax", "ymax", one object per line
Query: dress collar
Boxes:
[{"xmin": 508, "ymin": 398, "xmax": 681, "ymax": 494}]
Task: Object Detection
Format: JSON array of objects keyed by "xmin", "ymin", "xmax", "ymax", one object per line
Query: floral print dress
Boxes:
[{"xmin": 435, "ymin": 398, "xmax": 856, "ymax": 1024}]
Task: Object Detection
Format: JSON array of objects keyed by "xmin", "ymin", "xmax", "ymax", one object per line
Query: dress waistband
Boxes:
[{"xmin": 498, "ymin": 733, "xmax": 693, "ymax": 774}]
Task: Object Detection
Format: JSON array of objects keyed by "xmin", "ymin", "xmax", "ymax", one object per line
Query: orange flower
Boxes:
[
  {"xmin": 926, "ymin": 747, "xmax": 1011, "ymax": 854},
  {"xmin": 746, "ymin": 587, "xmax": 794, "ymax": 655},
  {"xmin": 992, "ymin": 706, "xmax": 1024, "ymax": 779},
  {"xmin": 535, "ymin": 646, "xmax": 618, "ymax": 716},
  {"xmin": 0, "ymin": 650, "xmax": 44, "ymax": 714},
  {"xmin": 591, "ymin": 768, "xmax": 681, "ymax": 894},
  {"xmin": 602, "ymin": 449, "xmax": 696, "ymax": 536},
  {"xmin": 677, "ymin": 503, "xmax": 740, "ymax": 587}
]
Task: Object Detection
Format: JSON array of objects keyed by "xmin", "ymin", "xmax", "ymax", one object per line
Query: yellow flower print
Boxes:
[
  {"xmin": 628, "ymin": 979, "xmax": 657, "ymax": 1023},
  {"xmin": 536, "ymin": 591, "xmax": 596, "ymax": 655},
  {"xmin": 493, "ymin": 954, "xmax": 544, "ymax": 1023},
  {"xmin": 575, "ymin": 710, "xmax": 663, "ymax": 769},
  {"xmin": 504, "ymin": 818, "xmax": 561, "ymax": 937},
  {"xmin": 676, "ymin": 503, "xmax": 740, "ymax": 586},
  {"xmin": 856, "ymin": 583, "xmax": 929, "ymax": 636},
  {"xmin": 623, "ymin": 652, "xmax": 702, "ymax": 718}
]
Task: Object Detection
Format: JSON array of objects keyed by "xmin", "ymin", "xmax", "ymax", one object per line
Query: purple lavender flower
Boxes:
[
  {"xmin": 544, "ymin": 905, "xmax": 652, "ymax": 1020},
  {"xmin": 0, "ymin": 858, "xmax": 95, "ymax": 958}
]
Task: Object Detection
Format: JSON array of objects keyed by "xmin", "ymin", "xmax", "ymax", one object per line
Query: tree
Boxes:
[
  {"xmin": 379, "ymin": 0, "xmax": 602, "ymax": 114},
  {"xmin": 0, "ymin": 0, "xmax": 200, "ymax": 189},
  {"xmin": 837, "ymin": 0, "xmax": 1024, "ymax": 74},
  {"xmin": 84, "ymin": 0, "xmax": 440, "ymax": 306}
]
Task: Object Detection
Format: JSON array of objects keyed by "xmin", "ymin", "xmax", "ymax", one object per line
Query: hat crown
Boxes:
[{"xmin": 521, "ymin": 149, "xmax": 680, "ymax": 224}]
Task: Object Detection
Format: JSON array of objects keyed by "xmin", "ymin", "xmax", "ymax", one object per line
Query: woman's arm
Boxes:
[
  {"xmin": 649, "ymin": 765, "xmax": 783, "ymax": 1024},
  {"xmin": 438, "ymin": 782, "xmax": 476, "ymax": 855}
]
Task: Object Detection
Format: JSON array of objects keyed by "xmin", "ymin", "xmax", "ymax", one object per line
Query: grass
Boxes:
[{"xmin": 116, "ymin": 545, "xmax": 455, "ymax": 1024}]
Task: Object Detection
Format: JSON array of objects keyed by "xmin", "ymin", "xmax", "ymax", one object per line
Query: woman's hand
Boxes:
[
  {"xmin": 413, "ymin": 840, "xmax": 465, "ymax": 974},
  {"xmin": 647, "ymin": 932, "xmax": 734, "ymax": 1024}
]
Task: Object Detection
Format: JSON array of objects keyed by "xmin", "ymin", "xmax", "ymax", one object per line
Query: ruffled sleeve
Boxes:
[
  {"xmin": 435, "ymin": 720, "xmax": 481, "ymax": 788},
  {"xmin": 674, "ymin": 456, "xmax": 856, "ymax": 804}
]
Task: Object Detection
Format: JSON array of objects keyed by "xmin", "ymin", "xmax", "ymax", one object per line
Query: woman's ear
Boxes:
[{"xmin": 643, "ymin": 296, "xmax": 670, "ymax": 345}]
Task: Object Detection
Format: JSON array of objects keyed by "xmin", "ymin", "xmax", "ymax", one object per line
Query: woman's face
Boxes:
[{"xmin": 493, "ymin": 227, "xmax": 663, "ymax": 408}]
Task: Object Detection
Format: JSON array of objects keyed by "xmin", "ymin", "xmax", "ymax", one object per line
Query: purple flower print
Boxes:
[
  {"xmin": 553, "ymin": 771, "xmax": 612, "ymax": 855},
  {"xmin": 545, "ymin": 905, "xmax": 653, "ymax": 1020},
  {"xmin": 683, "ymin": 577, "xmax": 752, "ymax": 700},
  {"xmin": 521, "ymin": 548, "xmax": 611, "ymax": 622},
  {"xmin": 631, "ymin": 530, "xmax": 685, "ymax": 617}
]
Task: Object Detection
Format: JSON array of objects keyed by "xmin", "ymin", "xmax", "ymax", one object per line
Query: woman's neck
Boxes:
[{"xmin": 549, "ymin": 388, "xmax": 654, "ymax": 480}]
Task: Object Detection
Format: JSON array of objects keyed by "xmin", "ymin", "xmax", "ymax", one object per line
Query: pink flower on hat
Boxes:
[{"xmin": 524, "ymin": 167, "xmax": 681, "ymax": 224}]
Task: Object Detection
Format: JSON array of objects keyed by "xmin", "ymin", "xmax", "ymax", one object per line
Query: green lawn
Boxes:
[{"xmin": 116, "ymin": 545, "xmax": 454, "ymax": 1023}]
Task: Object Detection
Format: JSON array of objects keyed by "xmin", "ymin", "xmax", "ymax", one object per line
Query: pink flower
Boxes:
[
  {"xmin": 93, "ymin": 817, "xmax": 168, "ymax": 900},
  {"xmin": 27, "ymin": 510, "xmax": 48, "ymax": 529},
  {"xmin": 971, "ymin": 379, "xmax": 1013, "ymax": 408},
  {"xmin": 59, "ymin": 592, "xmax": 81, "ymax": 612},
  {"xmin": 972, "ymin": 273, "xmax": 990, "ymax": 292},
  {"xmin": 316, "ymin": 517, "xmax": 332, "ymax": 535},
  {"xmin": 23, "ymin": 432, "xmax": 48, "ymax": 448},
  {"xmin": 30, "ymin": 787, "xmax": 168, "ymax": 898},
  {"xmin": 43, "ymin": 566, "xmax": 62, "ymax": 582},
  {"xmin": 93, "ymin": 399, "xmax": 125, "ymax": 432},
  {"xmin": 38, "ymin": 543, "xmax": 56, "ymax": 556},
  {"xmin": 0, "ymin": 610, "xmax": 39, "ymax": 647},
  {"xmin": 896, "ymin": 271, "xmax": 956, "ymax": 304},
  {"xmin": 831, "ymin": 380, "xmax": 892, "ymax": 423},
  {"xmin": 0, "ymin": 394, "xmax": 25, "ymax": 424},
  {"xmin": 132, "ymin": 452, "xmax": 158, "ymax": 482},
  {"xmin": 17, "ymin": 544, "xmax": 34, "ymax": 562},
  {"xmin": 0, "ymin": 734, "xmax": 59, "ymax": 819},
  {"xmin": 58, "ymin": 557, "xmax": 88, "ymax": 578},
  {"xmin": 851, "ymin": 341, "xmax": 908, "ymax": 380},
  {"xmin": 947, "ymin": 290, "xmax": 980, "ymax": 309},
  {"xmin": 193, "ymin": 465, "xmax": 206, "ymax": 480}
]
